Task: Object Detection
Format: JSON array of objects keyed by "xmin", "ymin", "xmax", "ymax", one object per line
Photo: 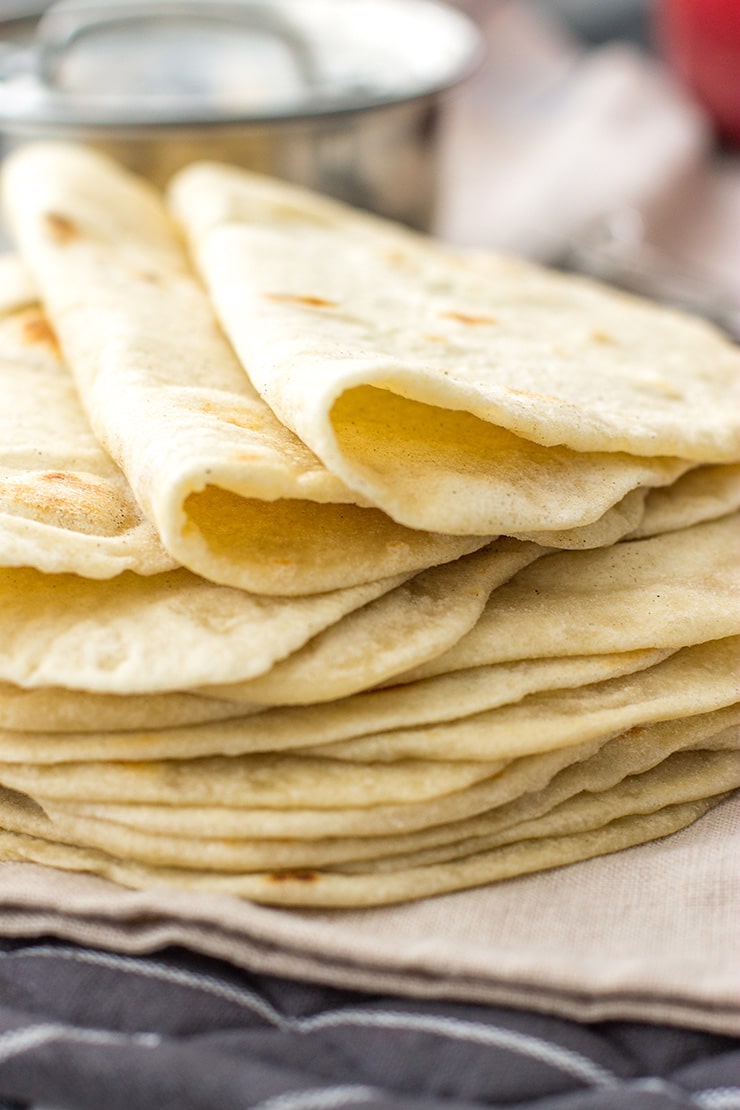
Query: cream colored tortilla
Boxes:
[
  {"xmin": 0, "ymin": 566, "xmax": 403, "ymax": 694},
  {"xmin": 629, "ymin": 463, "xmax": 740, "ymax": 539},
  {"xmin": 312, "ymin": 637, "xmax": 740, "ymax": 763},
  {"xmin": 39, "ymin": 705, "xmax": 740, "ymax": 842},
  {"xmin": 170, "ymin": 163, "xmax": 740, "ymax": 534},
  {"xmin": 335, "ymin": 735, "xmax": 740, "ymax": 873},
  {"xmin": 2, "ymin": 143, "xmax": 489, "ymax": 595},
  {"xmin": 0, "ymin": 798, "xmax": 723, "ymax": 906},
  {"xmin": 400, "ymin": 514, "xmax": 740, "ymax": 682},
  {"xmin": 0, "ymin": 649, "xmax": 667, "ymax": 764},
  {"xmin": 0, "ymin": 255, "xmax": 36, "ymax": 317},
  {"xmin": 0, "ymin": 262, "xmax": 175, "ymax": 577},
  {"xmin": 0, "ymin": 682, "xmax": 258, "ymax": 733},
  {"xmin": 33, "ymin": 712, "xmax": 739, "ymax": 872},
  {"xmin": 204, "ymin": 540, "xmax": 546, "ymax": 705},
  {"xmin": 510, "ymin": 487, "xmax": 649, "ymax": 549},
  {"xmin": 5, "ymin": 752, "xmax": 735, "ymax": 874},
  {"xmin": 0, "ymin": 753, "xmax": 504, "ymax": 808}
]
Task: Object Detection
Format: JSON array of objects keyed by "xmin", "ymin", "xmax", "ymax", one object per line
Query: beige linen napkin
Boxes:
[{"xmin": 1, "ymin": 797, "xmax": 738, "ymax": 1035}]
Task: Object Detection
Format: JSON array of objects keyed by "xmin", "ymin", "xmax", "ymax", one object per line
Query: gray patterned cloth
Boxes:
[{"xmin": 0, "ymin": 938, "xmax": 737, "ymax": 1110}]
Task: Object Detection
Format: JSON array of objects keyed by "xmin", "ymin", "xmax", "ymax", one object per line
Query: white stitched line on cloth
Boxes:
[
  {"xmin": 294, "ymin": 1011, "xmax": 617, "ymax": 1088},
  {"xmin": 0, "ymin": 946, "xmax": 287, "ymax": 1029},
  {"xmin": 252, "ymin": 1084, "xmax": 382, "ymax": 1110},
  {"xmin": 694, "ymin": 1089, "xmax": 740, "ymax": 1109},
  {"xmin": 0, "ymin": 947, "xmax": 617, "ymax": 1087},
  {"xmin": 0, "ymin": 1022, "xmax": 161, "ymax": 1067}
]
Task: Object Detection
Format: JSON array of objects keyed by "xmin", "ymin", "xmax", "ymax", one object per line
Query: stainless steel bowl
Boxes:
[{"xmin": 0, "ymin": 0, "xmax": 483, "ymax": 228}]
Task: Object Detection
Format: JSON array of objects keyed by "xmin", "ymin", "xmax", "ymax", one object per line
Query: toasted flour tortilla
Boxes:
[
  {"xmin": 400, "ymin": 514, "xmax": 740, "ymax": 681},
  {"xmin": 0, "ymin": 258, "xmax": 174, "ymax": 577},
  {"xmin": 28, "ymin": 711, "xmax": 740, "ymax": 871},
  {"xmin": 0, "ymin": 566, "xmax": 402, "ymax": 694},
  {"xmin": 0, "ymin": 797, "xmax": 724, "ymax": 906},
  {"xmin": 170, "ymin": 163, "xmax": 740, "ymax": 534},
  {"xmin": 1, "ymin": 144, "xmax": 489, "ymax": 594}
]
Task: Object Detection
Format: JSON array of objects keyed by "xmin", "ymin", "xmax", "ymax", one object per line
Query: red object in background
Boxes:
[{"xmin": 656, "ymin": 0, "xmax": 740, "ymax": 145}]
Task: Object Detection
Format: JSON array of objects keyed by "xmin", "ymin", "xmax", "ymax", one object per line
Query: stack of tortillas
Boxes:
[{"xmin": 0, "ymin": 142, "xmax": 738, "ymax": 908}]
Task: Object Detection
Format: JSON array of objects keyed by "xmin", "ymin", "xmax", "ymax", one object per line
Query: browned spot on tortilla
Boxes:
[
  {"xmin": 591, "ymin": 330, "xmax": 615, "ymax": 344},
  {"xmin": 198, "ymin": 400, "xmax": 264, "ymax": 434},
  {"xmin": 440, "ymin": 311, "xmax": 497, "ymax": 326},
  {"xmin": 45, "ymin": 212, "xmax": 80, "ymax": 244},
  {"xmin": 20, "ymin": 312, "xmax": 62, "ymax": 356},
  {"xmin": 423, "ymin": 334, "xmax": 448, "ymax": 343},
  {"xmin": 268, "ymin": 870, "xmax": 318, "ymax": 883},
  {"xmin": 42, "ymin": 471, "xmax": 81, "ymax": 483},
  {"xmin": 0, "ymin": 472, "xmax": 139, "ymax": 536},
  {"xmin": 262, "ymin": 293, "xmax": 338, "ymax": 309}
]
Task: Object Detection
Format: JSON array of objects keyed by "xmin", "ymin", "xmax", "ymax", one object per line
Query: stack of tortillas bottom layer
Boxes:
[{"xmin": 0, "ymin": 143, "xmax": 738, "ymax": 908}]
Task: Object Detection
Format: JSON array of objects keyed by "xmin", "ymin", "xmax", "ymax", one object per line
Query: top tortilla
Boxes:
[
  {"xmin": 1, "ymin": 144, "xmax": 488, "ymax": 594},
  {"xmin": 168, "ymin": 162, "xmax": 740, "ymax": 535}
]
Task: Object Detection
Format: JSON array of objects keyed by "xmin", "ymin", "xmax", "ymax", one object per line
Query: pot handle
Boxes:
[{"xmin": 35, "ymin": 0, "xmax": 321, "ymax": 88}]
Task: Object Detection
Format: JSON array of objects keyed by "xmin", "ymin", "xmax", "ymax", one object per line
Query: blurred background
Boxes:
[{"xmin": 0, "ymin": 0, "xmax": 738, "ymax": 334}]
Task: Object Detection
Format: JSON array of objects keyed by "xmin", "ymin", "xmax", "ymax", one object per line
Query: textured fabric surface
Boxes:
[
  {"xmin": 0, "ymin": 797, "xmax": 737, "ymax": 1039},
  {"xmin": 0, "ymin": 937, "xmax": 737, "ymax": 1109}
]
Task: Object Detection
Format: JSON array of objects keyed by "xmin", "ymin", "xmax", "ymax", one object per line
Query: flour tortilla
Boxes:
[
  {"xmin": 0, "ymin": 754, "xmax": 504, "ymax": 809},
  {"xmin": 1, "ymin": 144, "xmax": 489, "ymax": 595},
  {"xmin": 312, "ymin": 637, "xmax": 740, "ymax": 763},
  {"xmin": 3, "ymin": 752, "xmax": 735, "ymax": 874},
  {"xmin": 0, "ymin": 798, "xmax": 723, "ymax": 906},
  {"xmin": 0, "ymin": 566, "xmax": 403, "ymax": 694},
  {"xmin": 0, "ymin": 255, "xmax": 36, "ymax": 317},
  {"xmin": 171, "ymin": 163, "xmax": 740, "ymax": 533},
  {"xmin": 0, "ymin": 682, "xmax": 258, "ymax": 733},
  {"xmin": 0, "ymin": 264, "xmax": 174, "ymax": 577},
  {"xmin": 629, "ymin": 463, "xmax": 740, "ymax": 539},
  {"xmin": 33, "ymin": 711, "xmax": 740, "ymax": 871},
  {"xmin": 335, "ymin": 732, "xmax": 740, "ymax": 873},
  {"xmin": 0, "ymin": 649, "xmax": 667, "ymax": 764},
  {"xmin": 39, "ymin": 705, "xmax": 740, "ymax": 841},
  {"xmin": 335, "ymin": 750, "xmax": 740, "ymax": 873},
  {"xmin": 204, "ymin": 540, "xmax": 546, "ymax": 705},
  {"xmin": 400, "ymin": 514, "xmax": 740, "ymax": 682}
]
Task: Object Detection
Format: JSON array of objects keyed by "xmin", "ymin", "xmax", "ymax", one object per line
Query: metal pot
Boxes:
[{"xmin": 0, "ymin": 0, "xmax": 482, "ymax": 228}]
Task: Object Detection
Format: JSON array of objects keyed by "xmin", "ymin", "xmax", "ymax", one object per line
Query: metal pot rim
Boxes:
[{"xmin": 0, "ymin": 0, "xmax": 484, "ymax": 129}]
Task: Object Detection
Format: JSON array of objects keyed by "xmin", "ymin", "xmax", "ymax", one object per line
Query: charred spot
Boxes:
[
  {"xmin": 422, "ymin": 334, "xmax": 448, "ymax": 343},
  {"xmin": 591, "ymin": 330, "xmax": 616, "ymax": 344},
  {"xmin": 440, "ymin": 311, "xmax": 497, "ymax": 326},
  {"xmin": 20, "ymin": 312, "xmax": 61, "ymax": 356},
  {"xmin": 262, "ymin": 293, "xmax": 338, "ymax": 309},
  {"xmin": 45, "ymin": 212, "xmax": 80, "ymax": 244},
  {"xmin": 268, "ymin": 870, "xmax": 319, "ymax": 883}
]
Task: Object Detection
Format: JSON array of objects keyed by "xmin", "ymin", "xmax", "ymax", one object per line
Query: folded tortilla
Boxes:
[
  {"xmin": 2, "ymin": 144, "xmax": 490, "ymax": 595},
  {"xmin": 169, "ymin": 162, "xmax": 740, "ymax": 535}
]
